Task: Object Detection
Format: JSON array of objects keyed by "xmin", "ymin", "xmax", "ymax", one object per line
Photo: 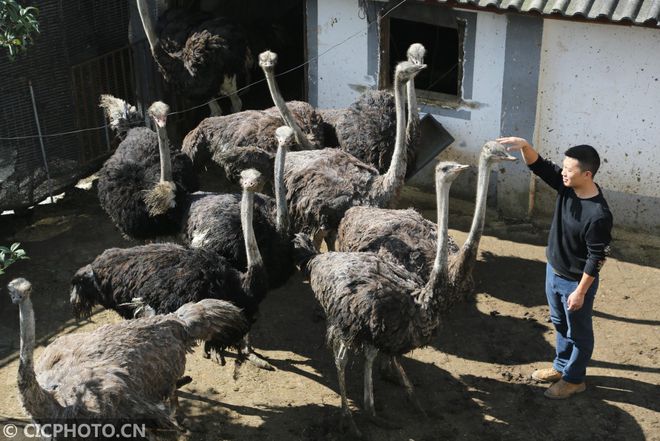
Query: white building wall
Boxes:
[
  {"xmin": 315, "ymin": 0, "xmax": 372, "ymax": 108},
  {"xmin": 535, "ymin": 21, "xmax": 660, "ymax": 231}
]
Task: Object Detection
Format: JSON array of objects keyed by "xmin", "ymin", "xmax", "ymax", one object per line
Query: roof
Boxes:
[{"xmin": 427, "ymin": 0, "xmax": 660, "ymax": 28}]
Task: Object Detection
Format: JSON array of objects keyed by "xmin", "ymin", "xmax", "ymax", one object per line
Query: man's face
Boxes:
[{"xmin": 561, "ymin": 156, "xmax": 591, "ymax": 188}]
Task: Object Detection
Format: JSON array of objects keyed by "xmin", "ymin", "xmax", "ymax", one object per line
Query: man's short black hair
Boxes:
[{"xmin": 565, "ymin": 144, "xmax": 600, "ymax": 176}]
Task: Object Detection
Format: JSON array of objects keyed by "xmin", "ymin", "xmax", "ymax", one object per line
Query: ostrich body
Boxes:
[
  {"xmin": 72, "ymin": 170, "xmax": 270, "ymax": 367},
  {"xmin": 181, "ymin": 51, "xmax": 323, "ymax": 186},
  {"xmin": 282, "ymin": 61, "xmax": 426, "ymax": 249},
  {"xmin": 97, "ymin": 98, "xmax": 198, "ymax": 240},
  {"xmin": 10, "ymin": 278, "xmax": 247, "ymax": 439},
  {"xmin": 338, "ymin": 141, "xmax": 516, "ymax": 286},
  {"xmin": 294, "ymin": 162, "xmax": 468, "ymax": 435},
  {"xmin": 181, "ymin": 126, "xmax": 296, "ymax": 289},
  {"xmin": 136, "ymin": 0, "xmax": 251, "ymax": 115},
  {"xmin": 319, "ymin": 43, "xmax": 426, "ymax": 175}
]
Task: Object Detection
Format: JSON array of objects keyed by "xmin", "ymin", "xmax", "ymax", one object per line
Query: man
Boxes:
[{"xmin": 497, "ymin": 137, "xmax": 613, "ymax": 399}]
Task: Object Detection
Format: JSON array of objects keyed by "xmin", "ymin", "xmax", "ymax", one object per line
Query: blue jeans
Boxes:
[{"xmin": 545, "ymin": 263, "xmax": 599, "ymax": 384}]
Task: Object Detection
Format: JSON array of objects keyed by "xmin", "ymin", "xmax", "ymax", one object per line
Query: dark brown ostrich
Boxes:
[
  {"xmin": 338, "ymin": 141, "xmax": 517, "ymax": 289},
  {"xmin": 181, "ymin": 50, "xmax": 323, "ymax": 189},
  {"xmin": 10, "ymin": 277, "xmax": 247, "ymax": 439},
  {"xmin": 71, "ymin": 169, "xmax": 273, "ymax": 370},
  {"xmin": 293, "ymin": 161, "xmax": 468, "ymax": 436},
  {"xmin": 136, "ymin": 0, "xmax": 251, "ymax": 115},
  {"xmin": 181, "ymin": 126, "xmax": 296, "ymax": 290},
  {"xmin": 96, "ymin": 97, "xmax": 198, "ymax": 240},
  {"xmin": 283, "ymin": 60, "xmax": 426, "ymax": 250}
]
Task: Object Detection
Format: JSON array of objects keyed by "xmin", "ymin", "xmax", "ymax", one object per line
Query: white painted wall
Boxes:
[
  {"xmin": 315, "ymin": 0, "xmax": 373, "ymax": 108},
  {"xmin": 534, "ymin": 20, "xmax": 660, "ymax": 231},
  {"xmin": 411, "ymin": 9, "xmax": 508, "ymax": 197}
]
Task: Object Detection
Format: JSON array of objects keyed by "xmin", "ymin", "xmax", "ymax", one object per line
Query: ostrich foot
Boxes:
[
  {"xmin": 366, "ymin": 413, "xmax": 401, "ymax": 430},
  {"xmin": 339, "ymin": 412, "xmax": 362, "ymax": 439},
  {"xmin": 238, "ymin": 335, "xmax": 275, "ymax": 371},
  {"xmin": 241, "ymin": 349, "xmax": 276, "ymax": 371},
  {"xmin": 392, "ymin": 357, "xmax": 427, "ymax": 417}
]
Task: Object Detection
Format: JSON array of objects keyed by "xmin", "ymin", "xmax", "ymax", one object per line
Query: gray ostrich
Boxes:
[
  {"xmin": 97, "ymin": 97, "xmax": 198, "ymax": 240},
  {"xmin": 181, "ymin": 126, "xmax": 296, "ymax": 290},
  {"xmin": 136, "ymin": 0, "xmax": 251, "ymax": 115},
  {"xmin": 181, "ymin": 51, "xmax": 323, "ymax": 187},
  {"xmin": 338, "ymin": 141, "xmax": 517, "ymax": 291},
  {"xmin": 293, "ymin": 161, "xmax": 468, "ymax": 436},
  {"xmin": 71, "ymin": 170, "xmax": 272, "ymax": 370},
  {"xmin": 283, "ymin": 60, "xmax": 426, "ymax": 250},
  {"xmin": 9, "ymin": 277, "xmax": 247, "ymax": 439},
  {"xmin": 319, "ymin": 43, "xmax": 426, "ymax": 175}
]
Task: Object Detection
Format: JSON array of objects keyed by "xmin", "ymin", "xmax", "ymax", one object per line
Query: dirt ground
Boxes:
[{"xmin": 0, "ymin": 183, "xmax": 658, "ymax": 441}]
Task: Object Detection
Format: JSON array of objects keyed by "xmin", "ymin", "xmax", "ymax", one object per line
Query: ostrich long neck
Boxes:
[
  {"xmin": 420, "ymin": 176, "xmax": 451, "ymax": 310},
  {"xmin": 375, "ymin": 73, "xmax": 408, "ymax": 204},
  {"xmin": 156, "ymin": 125, "xmax": 173, "ymax": 183},
  {"xmin": 17, "ymin": 299, "xmax": 63, "ymax": 417},
  {"xmin": 241, "ymin": 189, "xmax": 263, "ymax": 270},
  {"xmin": 263, "ymin": 67, "xmax": 314, "ymax": 150},
  {"xmin": 406, "ymin": 76, "xmax": 420, "ymax": 146},
  {"xmin": 136, "ymin": 0, "xmax": 159, "ymax": 53},
  {"xmin": 452, "ymin": 154, "xmax": 491, "ymax": 283},
  {"xmin": 274, "ymin": 144, "xmax": 288, "ymax": 234}
]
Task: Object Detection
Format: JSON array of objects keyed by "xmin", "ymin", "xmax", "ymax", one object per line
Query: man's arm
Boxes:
[{"xmin": 497, "ymin": 136, "xmax": 563, "ymax": 191}]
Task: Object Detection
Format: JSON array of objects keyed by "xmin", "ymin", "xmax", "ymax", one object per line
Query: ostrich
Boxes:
[
  {"xmin": 293, "ymin": 161, "xmax": 469, "ymax": 436},
  {"xmin": 136, "ymin": 0, "xmax": 251, "ymax": 115},
  {"xmin": 338, "ymin": 141, "xmax": 517, "ymax": 288},
  {"xmin": 97, "ymin": 97, "xmax": 198, "ymax": 240},
  {"xmin": 181, "ymin": 50, "xmax": 323, "ymax": 187},
  {"xmin": 71, "ymin": 169, "xmax": 273, "ymax": 370},
  {"xmin": 9, "ymin": 277, "xmax": 248, "ymax": 439},
  {"xmin": 319, "ymin": 43, "xmax": 426, "ymax": 175},
  {"xmin": 282, "ymin": 60, "xmax": 426, "ymax": 250},
  {"xmin": 182, "ymin": 126, "xmax": 296, "ymax": 290}
]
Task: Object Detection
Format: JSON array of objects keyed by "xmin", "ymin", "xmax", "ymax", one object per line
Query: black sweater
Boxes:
[{"xmin": 529, "ymin": 156, "xmax": 613, "ymax": 280}]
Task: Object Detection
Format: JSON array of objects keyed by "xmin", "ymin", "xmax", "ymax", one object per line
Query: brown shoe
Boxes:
[
  {"xmin": 544, "ymin": 379, "xmax": 586, "ymax": 399},
  {"xmin": 531, "ymin": 367, "xmax": 562, "ymax": 383}
]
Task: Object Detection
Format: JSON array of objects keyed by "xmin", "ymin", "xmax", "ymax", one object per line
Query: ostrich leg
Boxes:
[
  {"xmin": 221, "ymin": 74, "xmax": 242, "ymax": 114},
  {"xmin": 239, "ymin": 334, "xmax": 275, "ymax": 371},
  {"xmin": 333, "ymin": 340, "xmax": 361, "ymax": 438},
  {"xmin": 392, "ymin": 356, "xmax": 427, "ymax": 417},
  {"xmin": 363, "ymin": 345, "xmax": 378, "ymax": 417},
  {"xmin": 363, "ymin": 346, "xmax": 401, "ymax": 429}
]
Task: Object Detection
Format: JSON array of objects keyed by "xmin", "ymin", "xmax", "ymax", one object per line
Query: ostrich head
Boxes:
[
  {"xmin": 275, "ymin": 126, "xmax": 295, "ymax": 148},
  {"xmin": 482, "ymin": 141, "xmax": 517, "ymax": 164},
  {"xmin": 70, "ymin": 265, "xmax": 99, "ymax": 318},
  {"xmin": 240, "ymin": 169, "xmax": 265, "ymax": 193},
  {"xmin": 7, "ymin": 278, "xmax": 32, "ymax": 304},
  {"xmin": 407, "ymin": 43, "xmax": 426, "ymax": 65},
  {"xmin": 258, "ymin": 51, "xmax": 278, "ymax": 71},
  {"xmin": 148, "ymin": 101, "xmax": 170, "ymax": 128},
  {"xmin": 395, "ymin": 60, "xmax": 427, "ymax": 83},
  {"xmin": 437, "ymin": 161, "xmax": 470, "ymax": 183}
]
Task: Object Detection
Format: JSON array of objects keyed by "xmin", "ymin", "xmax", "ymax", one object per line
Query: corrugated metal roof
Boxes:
[{"xmin": 428, "ymin": 0, "xmax": 660, "ymax": 27}]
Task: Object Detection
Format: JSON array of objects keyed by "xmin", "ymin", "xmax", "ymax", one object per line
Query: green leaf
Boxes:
[{"xmin": 10, "ymin": 242, "xmax": 19, "ymax": 252}]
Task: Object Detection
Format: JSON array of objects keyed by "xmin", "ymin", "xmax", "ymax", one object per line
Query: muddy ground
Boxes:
[{"xmin": 0, "ymin": 183, "xmax": 658, "ymax": 441}]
